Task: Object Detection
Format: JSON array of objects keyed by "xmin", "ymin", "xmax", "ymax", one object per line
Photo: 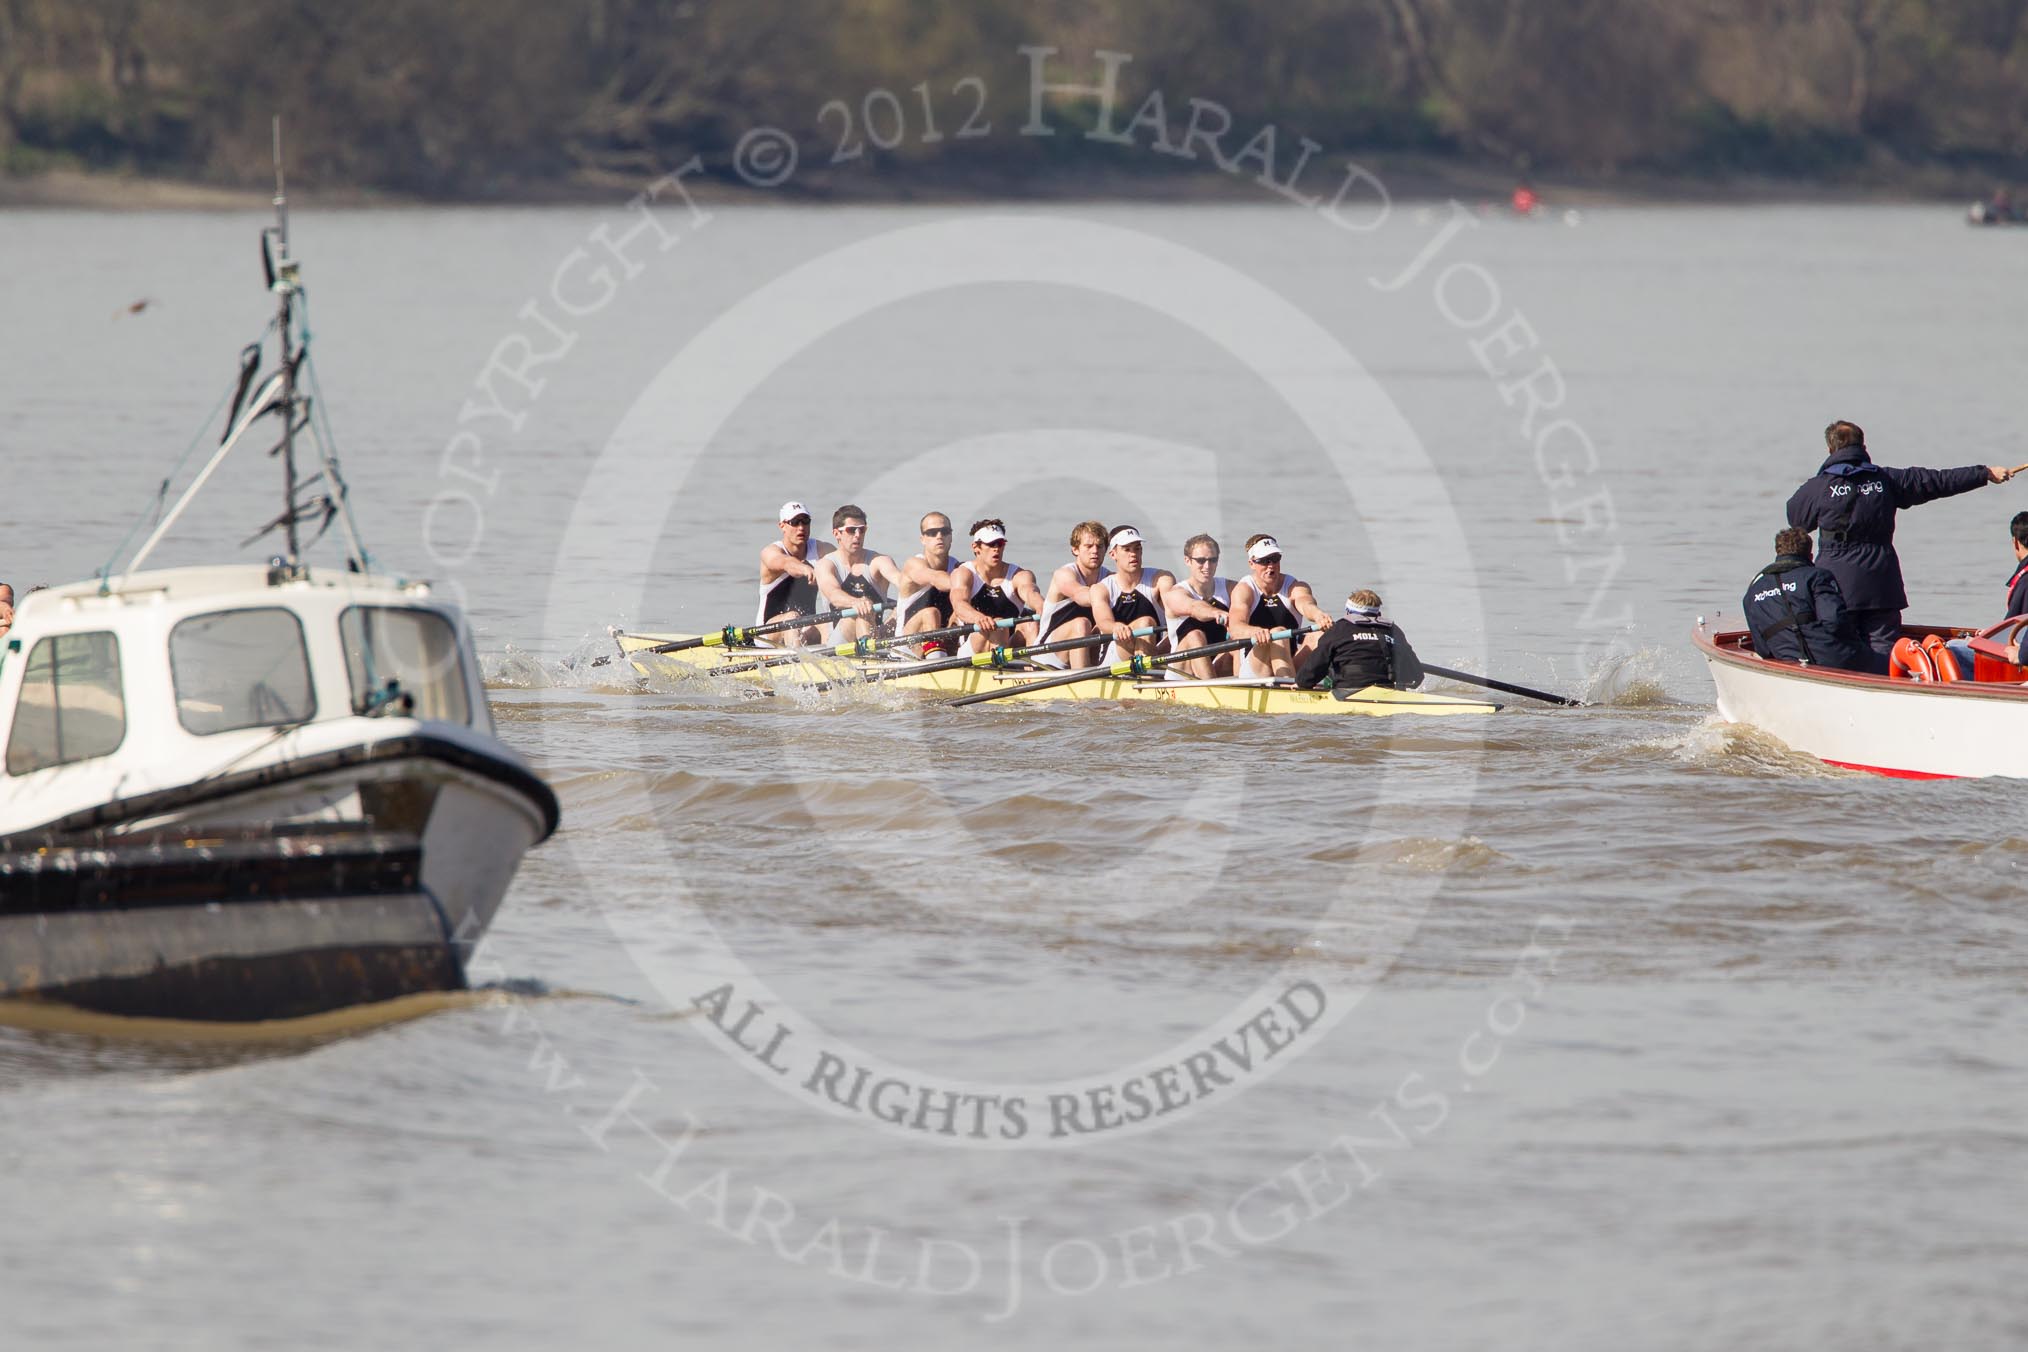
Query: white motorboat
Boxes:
[
  {"xmin": 0, "ymin": 134, "xmax": 558, "ymax": 1021},
  {"xmin": 1694, "ymin": 616, "xmax": 2028, "ymax": 780}
]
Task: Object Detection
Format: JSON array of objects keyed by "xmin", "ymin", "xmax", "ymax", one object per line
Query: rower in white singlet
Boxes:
[
  {"xmin": 897, "ymin": 511, "xmax": 962, "ymax": 654},
  {"xmin": 816, "ymin": 503, "xmax": 903, "ymax": 644},
  {"xmin": 1227, "ymin": 534, "xmax": 1332, "ymax": 678},
  {"xmin": 1157, "ymin": 532, "xmax": 1234, "ymax": 679},
  {"xmin": 756, "ymin": 500, "xmax": 834, "ymax": 646},
  {"xmin": 1036, "ymin": 519, "xmax": 1112, "ymax": 669},
  {"xmin": 1090, "ymin": 524, "xmax": 1171, "ymax": 666},
  {"xmin": 950, "ymin": 519, "xmax": 1043, "ymax": 654}
]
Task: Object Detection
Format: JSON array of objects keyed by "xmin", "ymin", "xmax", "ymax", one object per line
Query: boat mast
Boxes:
[
  {"xmin": 107, "ymin": 114, "xmax": 381, "ymax": 590},
  {"xmin": 269, "ymin": 115, "xmax": 301, "ymax": 565}
]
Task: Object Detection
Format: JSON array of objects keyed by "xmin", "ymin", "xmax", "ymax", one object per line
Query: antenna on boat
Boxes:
[
  {"xmin": 104, "ymin": 115, "xmax": 378, "ymax": 589},
  {"xmin": 267, "ymin": 115, "xmax": 303, "ymax": 568}
]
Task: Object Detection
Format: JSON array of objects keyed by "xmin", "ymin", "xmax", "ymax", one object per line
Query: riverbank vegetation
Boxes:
[{"xmin": 4, "ymin": 0, "xmax": 2027, "ymax": 197}]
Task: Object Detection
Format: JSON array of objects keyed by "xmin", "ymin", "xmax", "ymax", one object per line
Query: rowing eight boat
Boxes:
[{"xmin": 609, "ymin": 629, "xmax": 1501, "ymax": 717}]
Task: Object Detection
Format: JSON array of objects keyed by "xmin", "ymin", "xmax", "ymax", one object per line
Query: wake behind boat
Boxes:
[{"xmin": 0, "ymin": 128, "xmax": 559, "ymax": 1021}]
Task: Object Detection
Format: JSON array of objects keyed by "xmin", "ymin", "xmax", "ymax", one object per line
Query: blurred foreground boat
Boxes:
[
  {"xmin": 0, "ymin": 129, "xmax": 558, "ymax": 1021},
  {"xmin": 1694, "ymin": 617, "xmax": 2028, "ymax": 779}
]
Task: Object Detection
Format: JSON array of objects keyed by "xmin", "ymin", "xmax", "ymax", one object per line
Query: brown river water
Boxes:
[{"xmin": 4, "ymin": 200, "xmax": 2027, "ymax": 1347}]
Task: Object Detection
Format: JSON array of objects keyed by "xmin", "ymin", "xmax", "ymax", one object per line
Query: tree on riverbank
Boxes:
[{"xmin": 4, "ymin": 0, "xmax": 2027, "ymax": 194}]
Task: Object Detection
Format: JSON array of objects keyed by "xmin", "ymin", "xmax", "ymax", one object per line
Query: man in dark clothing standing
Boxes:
[
  {"xmin": 1743, "ymin": 527, "xmax": 1870, "ymax": 672},
  {"xmin": 1786, "ymin": 419, "xmax": 2017, "ymax": 663},
  {"xmin": 1295, "ymin": 589, "xmax": 1426, "ymax": 693}
]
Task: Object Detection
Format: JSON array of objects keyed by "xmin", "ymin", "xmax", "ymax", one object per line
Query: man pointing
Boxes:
[{"xmin": 1786, "ymin": 420, "xmax": 2018, "ymax": 664}]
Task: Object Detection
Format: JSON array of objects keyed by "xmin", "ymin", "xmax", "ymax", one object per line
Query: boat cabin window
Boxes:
[
  {"xmin": 340, "ymin": 607, "xmax": 472, "ymax": 725},
  {"xmin": 169, "ymin": 607, "xmax": 317, "ymax": 735},
  {"xmin": 6, "ymin": 631, "xmax": 126, "ymax": 774}
]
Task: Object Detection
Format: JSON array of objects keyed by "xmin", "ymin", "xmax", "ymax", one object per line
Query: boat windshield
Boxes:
[
  {"xmin": 339, "ymin": 606, "xmax": 473, "ymax": 726},
  {"xmin": 169, "ymin": 607, "xmax": 316, "ymax": 735},
  {"xmin": 6, "ymin": 631, "xmax": 126, "ymax": 774}
]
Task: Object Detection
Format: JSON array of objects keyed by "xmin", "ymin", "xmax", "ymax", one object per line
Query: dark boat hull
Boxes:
[
  {"xmin": 0, "ymin": 826, "xmax": 467, "ymax": 1022},
  {"xmin": 0, "ymin": 735, "xmax": 559, "ymax": 1022}
]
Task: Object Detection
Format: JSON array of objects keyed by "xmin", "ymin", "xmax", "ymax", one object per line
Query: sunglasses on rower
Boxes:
[{"xmin": 1187, "ymin": 553, "xmax": 1219, "ymax": 565}]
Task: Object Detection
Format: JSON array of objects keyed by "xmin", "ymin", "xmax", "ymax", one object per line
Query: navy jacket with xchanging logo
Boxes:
[
  {"xmin": 1742, "ymin": 555, "xmax": 1868, "ymax": 671},
  {"xmin": 1785, "ymin": 445, "xmax": 1989, "ymax": 611}
]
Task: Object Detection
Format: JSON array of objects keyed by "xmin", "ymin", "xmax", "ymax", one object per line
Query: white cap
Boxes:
[
  {"xmin": 1108, "ymin": 525, "xmax": 1143, "ymax": 548},
  {"xmin": 1247, "ymin": 536, "xmax": 1283, "ymax": 562},
  {"xmin": 779, "ymin": 501, "xmax": 811, "ymax": 523},
  {"xmin": 972, "ymin": 524, "xmax": 1008, "ymax": 545}
]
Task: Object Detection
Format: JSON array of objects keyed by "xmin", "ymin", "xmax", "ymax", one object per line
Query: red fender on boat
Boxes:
[
  {"xmin": 1889, "ymin": 636, "xmax": 1939, "ymax": 682},
  {"xmin": 1920, "ymin": 633, "xmax": 1964, "ymax": 682}
]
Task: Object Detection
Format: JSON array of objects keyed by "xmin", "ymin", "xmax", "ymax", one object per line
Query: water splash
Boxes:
[
  {"xmin": 1582, "ymin": 645, "xmax": 1679, "ymax": 707},
  {"xmin": 482, "ymin": 634, "xmax": 651, "ymax": 693},
  {"xmin": 484, "ymin": 643, "xmax": 555, "ymax": 689}
]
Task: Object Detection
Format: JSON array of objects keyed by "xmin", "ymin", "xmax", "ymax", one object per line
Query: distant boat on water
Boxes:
[{"xmin": 1968, "ymin": 195, "xmax": 2025, "ymax": 226}]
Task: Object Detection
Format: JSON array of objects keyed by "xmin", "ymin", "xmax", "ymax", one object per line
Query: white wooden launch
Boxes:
[{"xmin": 1695, "ymin": 616, "xmax": 2028, "ymax": 780}]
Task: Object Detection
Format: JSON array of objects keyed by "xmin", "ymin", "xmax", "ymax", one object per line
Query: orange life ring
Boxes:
[
  {"xmin": 1889, "ymin": 636, "xmax": 1938, "ymax": 681},
  {"xmin": 1920, "ymin": 633, "xmax": 1964, "ymax": 682}
]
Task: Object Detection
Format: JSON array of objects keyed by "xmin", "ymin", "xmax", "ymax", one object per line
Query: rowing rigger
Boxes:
[
  {"xmin": 590, "ymin": 602, "xmax": 890, "ymax": 667},
  {"xmin": 810, "ymin": 625, "xmax": 1159, "ymax": 691},
  {"xmin": 948, "ymin": 625, "xmax": 1308, "ymax": 706},
  {"xmin": 707, "ymin": 615, "xmax": 1031, "ymax": 676}
]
